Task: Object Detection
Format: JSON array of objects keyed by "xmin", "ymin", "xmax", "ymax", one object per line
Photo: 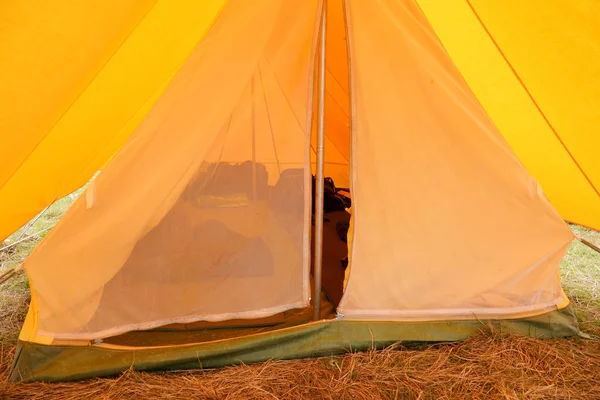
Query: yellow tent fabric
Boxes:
[
  {"xmin": 417, "ymin": 0, "xmax": 600, "ymax": 230},
  {"xmin": 0, "ymin": 0, "xmax": 227, "ymax": 242},
  {"xmin": 0, "ymin": 0, "xmax": 154, "ymax": 188},
  {"xmin": 16, "ymin": 0, "xmax": 574, "ymax": 345},
  {"xmin": 0, "ymin": 0, "xmax": 598, "ymax": 244}
]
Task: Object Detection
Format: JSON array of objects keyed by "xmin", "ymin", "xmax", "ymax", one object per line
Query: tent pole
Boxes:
[
  {"xmin": 14, "ymin": 204, "xmax": 50, "ymax": 242},
  {"xmin": 0, "ymin": 263, "xmax": 23, "ymax": 286},
  {"xmin": 313, "ymin": 0, "xmax": 327, "ymax": 321},
  {"xmin": 251, "ymin": 75, "xmax": 257, "ymax": 202}
]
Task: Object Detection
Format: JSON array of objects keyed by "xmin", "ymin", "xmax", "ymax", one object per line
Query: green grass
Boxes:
[{"xmin": 561, "ymin": 224, "xmax": 600, "ymax": 335}]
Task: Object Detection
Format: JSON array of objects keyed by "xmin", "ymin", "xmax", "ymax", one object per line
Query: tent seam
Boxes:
[
  {"xmin": 337, "ymin": 0, "xmax": 357, "ymax": 312},
  {"xmin": 257, "ymin": 63, "xmax": 282, "ymax": 176}
]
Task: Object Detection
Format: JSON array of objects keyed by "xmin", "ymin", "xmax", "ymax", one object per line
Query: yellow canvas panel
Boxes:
[
  {"xmin": 0, "ymin": 0, "xmax": 156, "ymax": 187},
  {"xmin": 0, "ymin": 0, "xmax": 227, "ymax": 242},
  {"xmin": 417, "ymin": 0, "xmax": 600, "ymax": 230},
  {"xmin": 468, "ymin": 0, "xmax": 600, "ymax": 226}
]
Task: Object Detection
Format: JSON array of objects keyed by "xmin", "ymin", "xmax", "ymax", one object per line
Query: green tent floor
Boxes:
[{"xmin": 11, "ymin": 304, "xmax": 579, "ymax": 383}]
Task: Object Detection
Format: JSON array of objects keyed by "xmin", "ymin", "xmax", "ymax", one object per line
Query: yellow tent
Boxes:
[{"xmin": 4, "ymin": 0, "xmax": 594, "ymax": 382}]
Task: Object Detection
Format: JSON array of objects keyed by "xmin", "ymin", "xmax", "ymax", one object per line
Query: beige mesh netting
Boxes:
[
  {"xmin": 337, "ymin": 0, "xmax": 573, "ymax": 319},
  {"xmin": 24, "ymin": 0, "xmax": 320, "ymax": 340}
]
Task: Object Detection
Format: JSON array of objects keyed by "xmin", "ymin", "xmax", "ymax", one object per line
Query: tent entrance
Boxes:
[
  {"xmin": 309, "ymin": 0, "xmax": 352, "ymax": 312},
  {"xmin": 311, "ymin": 196, "xmax": 352, "ymax": 306}
]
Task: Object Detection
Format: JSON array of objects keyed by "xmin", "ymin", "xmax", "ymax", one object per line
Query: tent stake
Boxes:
[
  {"xmin": 0, "ymin": 227, "xmax": 52, "ymax": 253},
  {"xmin": 0, "ymin": 263, "xmax": 23, "ymax": 286},
  {"xmin": 14, "ymin": 205, "xmax": 50, "ymax": 242},
  {"xmin": 576, "ymin": 235, "xmax": 600, "ymax": 254},
  {"xmin": 313, "ymin": 0, "xmax": 327, "ymax": 321}
]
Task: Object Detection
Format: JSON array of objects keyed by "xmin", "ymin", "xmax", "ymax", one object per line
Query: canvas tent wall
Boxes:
[
  {"xmin": 9, "ymin": 0, "xmax": 580, "ymax": 382},
  {"xmin": 0, "ymin": 0, "xmax": 598, "ymax": 245},
  {"xmin": 420, "ymin": 0, "xmax": 600, "ymax": 231}
]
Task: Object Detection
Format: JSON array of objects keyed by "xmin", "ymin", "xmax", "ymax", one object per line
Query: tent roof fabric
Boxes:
[
  {"xmin": 417, "ymin": 0, "xmax": 600, "ymax": 230},
  {"xmin": 0, "ymin": 0, "xmax": 598, "ymax": 240},
  {"xmin": 0, "ymin": 0, "xmax": 228, "ymax": 242}
]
